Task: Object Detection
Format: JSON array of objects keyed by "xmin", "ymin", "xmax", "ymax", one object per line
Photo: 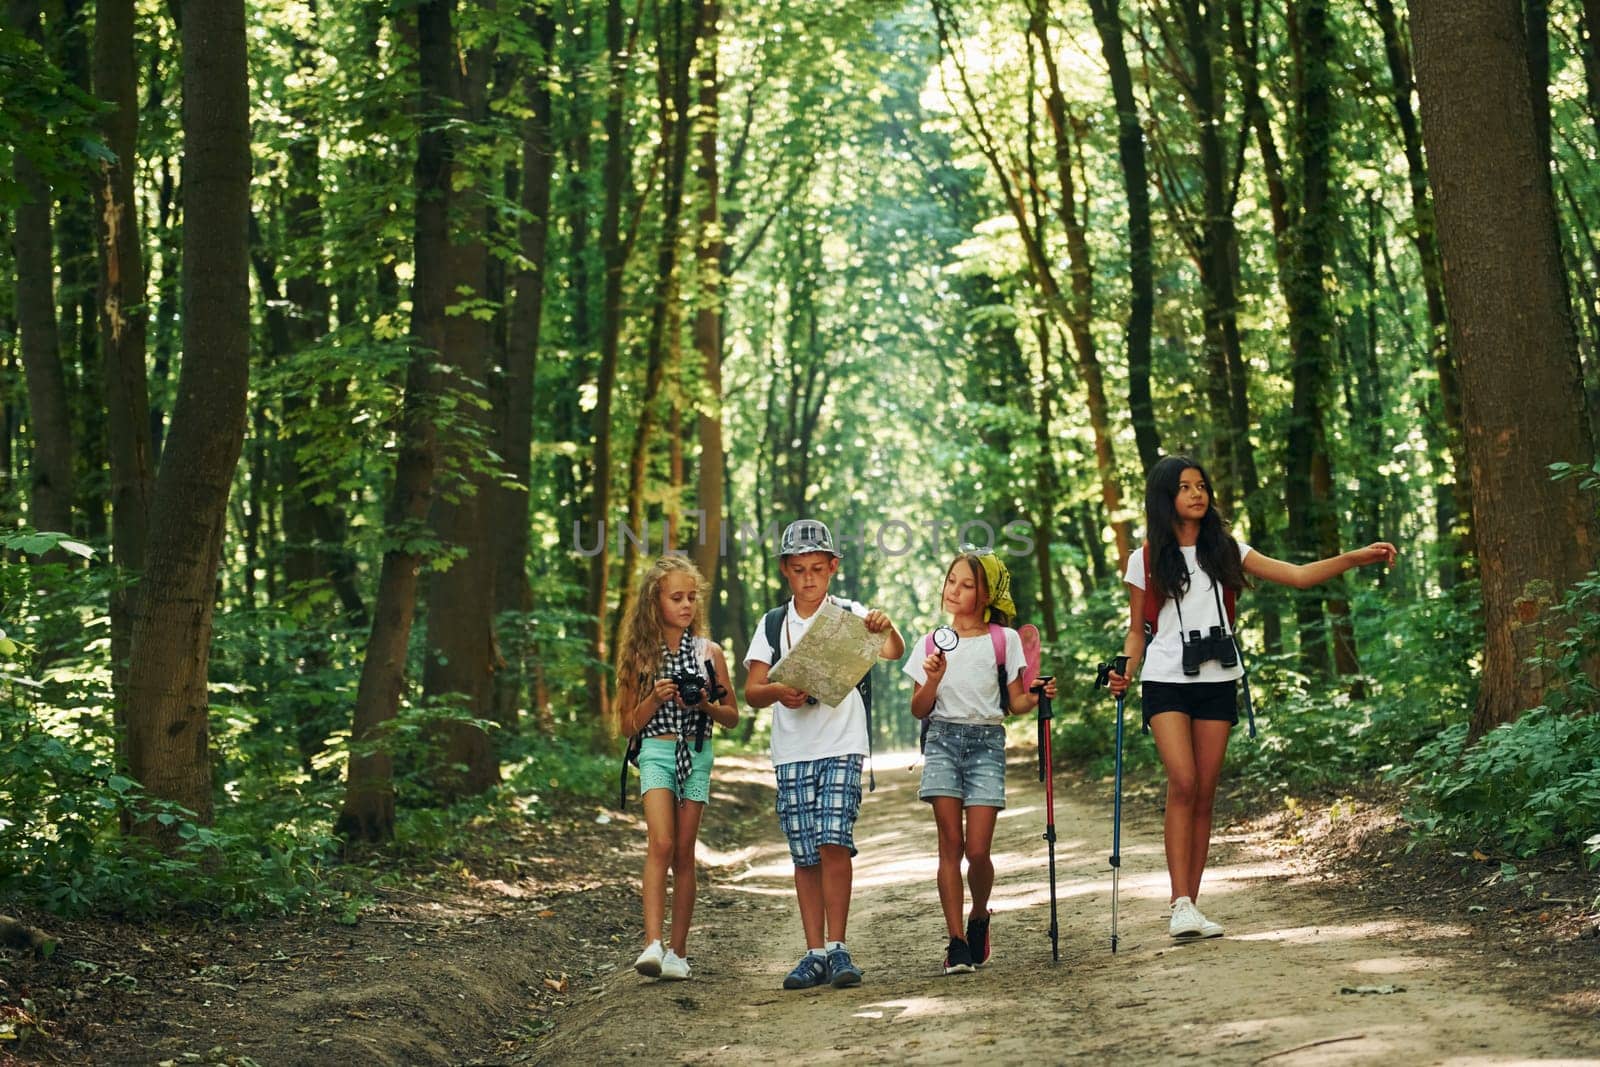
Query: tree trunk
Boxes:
[
  {"xmin": 1032, "ymin": 316, "xmax": 1060, "ymax": 640},
  {"xmin": 52, "ymin": 0, "xmax": 101, "ymax": 541},
  {"xmin": 7, "ymin": 0, "xmax": 74, "ymax": 540},
  {"xmin": 491, "ymin": 5, "xmax": 556, "ymax": 735},
  {"xmin": 1281, "ymin": 0, "xmax": 1342, "ymax": 677},
  {"xmin": 421, "ymin": 26, "xmax": 500, "ymax": 798},
  {"xmin": 1028, "ymin": 0, "xmax": 1131, "ymax": 571},
  {"xmin": 692, "ymin": 0, "xmax": 725, "ymax": 622},
  {"xmin": 1086, "ymin": 0, "xmax": 1158, "ymax": 473},
  {"xmin": 586, "ymin": 0, "xmax": 629, "ymax": 733},
  {"xmin": 1525, "ymin": 0, "xmax": 1550, "ymax": 173},
  {"xmin": 615, "ymin": 0, "xmax": 705, "ymax": 645},
  {"xmin": 1369, "ymin": 0, "xmax": 1472, "ymax": 582},
  {"xmin": 335, "ymin": 0, "xmax": 453, "ymax": 843},
  {"xmin": 11, "ymin": 152, "xmax": 74, "ymax": 540},
  {"xmin": 91, "ymin": 0, "xmax": 154, "ymax": 783},
  {"xmin": 124, "ymin": 0, "xmax": 251, "ymax": 839},
  {"xmin": 1411, "ymin": 0, "xmax": 1600, "ymax": 738}
]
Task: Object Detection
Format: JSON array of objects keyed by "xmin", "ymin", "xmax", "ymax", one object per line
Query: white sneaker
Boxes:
[
  {"xmin": 1193, "ymin": 904, "xmax": 1224, "ymax": 939},
  {"xmin": 634, "ymin": 939, "xmax": 664, "ymax": 977},
  {"xmin": 660, "ymin": 949, "xmax": 691, "ymax": 980},
  {"xmin": 1169, "ymin": 897, "xmax": 1203, "ymax": 938}
]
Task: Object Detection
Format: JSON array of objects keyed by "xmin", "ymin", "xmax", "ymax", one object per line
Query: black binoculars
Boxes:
[
  {"xmin": 1180, "ymin": 627, "xmax": 1238, "ymax": 675},
  {"xmin": 1094, "ymin": 655, "xmax": 1130, "ymax": 689},
  {"xmin": 668, "ymin": 659, "xmax": 726, "ymax": 706}
]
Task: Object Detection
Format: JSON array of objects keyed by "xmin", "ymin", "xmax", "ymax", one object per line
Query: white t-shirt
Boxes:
[
  {"xmin": 904, "ymin": 627, "xmax": 1025, "ymax": 724},
  {"xmin": 744, "ymin": 597, "xmax": 871, "ymax": 766},
  {"xmin": 1124, "ymin": 541, "xmax": 1251, "ymax": 683}
]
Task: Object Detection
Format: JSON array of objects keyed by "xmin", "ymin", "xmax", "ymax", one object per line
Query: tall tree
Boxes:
[
  {"xmin": 585, "ymin": 0, "xmax": 633, "ymax": 730},
  {"xmin": 691, "ymin": 0, "xmax": 725, "ymax": 607},
  {"xmin": 1367, "ymin": 0, "xmax": 1472, "ymax": 587},
  {"xmin": 614, "ymin": 0, "xmax": 706, "ymax": 643},
  {"xmin": 1086, "ymin": 0, "xmax": 1158, "ymax": 473},
  {"xmin": 7, "ymin": 0, "xmax": 74, "ymax": 539},
  {"xmin": 336, "ymin": 0, "xmax": 454, "ymax": 842},
  {"xmin": 933, "ymin": 0, "xmax": 1131, "ymax": 570},
  {"xmin": 90, "ymin": 0, "xmax": 153, "ymax": 776},
  {"xmin": 123, "ymin": 0, "xmax": 252, "ymax": 836},
  {"xmin": 1411, "ymin": 0, "xmax": 1600, "ymax": 737},
  {"xmin": 491, "ymin": 4, "xmax": 557, "ymax": 732},
  {"xmin": 420, "ymin": 10, "xmax": 500, "ymax": 798}
]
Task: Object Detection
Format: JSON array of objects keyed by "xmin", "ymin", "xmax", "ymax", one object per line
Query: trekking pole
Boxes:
[
  {"xmin": 1033, "ymin": 675, "xmax": 1058, "ymax": 962},
  {"xmin": 1094, "ymin": 655, "xmax": 1130, "ymax": 954}
]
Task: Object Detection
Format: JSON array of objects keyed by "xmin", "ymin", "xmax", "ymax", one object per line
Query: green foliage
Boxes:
[
  {"xmin": 1400, "ymin": 709, "xmax": 1600, "ymax": 860},
  {"xmin": 0, "ymin": 24, "xmax": 110, "ymax": 205},
  {"xmin": 1388, "ymin": 465, "xmax": 1600, "ymax": 861}
]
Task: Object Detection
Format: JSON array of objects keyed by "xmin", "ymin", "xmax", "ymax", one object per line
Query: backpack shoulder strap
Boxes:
[
  {"xmin": 987, "ymin": 623, "xmax": 1006, "ymax": 667},
  {"xmin": 762, "ymin": 604, "xmax": 786, "ymax": 664},
  {"xmin": 1224, "ymin": 585, "xmax": 1238, "ymax": 628},
  {"xmin": 1142, "ymin": 545, "xmax": 1161, "ymax": 636},
  {"xmin": 618, "ymin": 732, "xmax": 641, "ymax": 809},
  {"xmin": 989, "ymin": 623, "xmax": 1011, "ymax": 712}
]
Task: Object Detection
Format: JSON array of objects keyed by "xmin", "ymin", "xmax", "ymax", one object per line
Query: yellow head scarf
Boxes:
[{"xmin": 976, "ymin": 552, "xmax": 1016, "ymax": 622}]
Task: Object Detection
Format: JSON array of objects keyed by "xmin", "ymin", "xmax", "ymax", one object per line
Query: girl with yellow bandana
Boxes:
[{"xmin": 905, "ymin": 548, "xmax": 1057, "ymax": 975}]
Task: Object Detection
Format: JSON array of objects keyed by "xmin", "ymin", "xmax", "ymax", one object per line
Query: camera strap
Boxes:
[
  {"xmin": 1168, "ymin": 576, "xmax": 1255, "ymax": 739},
  {"xmin": 1210, "ymin": 581, "xmax": 1256, "ymax": 739}
]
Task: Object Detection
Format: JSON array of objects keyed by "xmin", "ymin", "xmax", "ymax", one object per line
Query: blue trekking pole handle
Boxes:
[{"xmin": 1096, "ymin": 653, "xmax": 1129, "ymax": 955}]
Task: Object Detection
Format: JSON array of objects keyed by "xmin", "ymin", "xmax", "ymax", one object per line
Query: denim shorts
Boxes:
[
  {"xmin": 775, "ymin": 755, "xmax": 864, "ymax": 868},
  {"xmin": 638, "ymin": 736, "xmax": 714, "ymax": 803},
  {"xmin": 919, "ymin": 721, "xmax": 1007, "ymax": 809}
]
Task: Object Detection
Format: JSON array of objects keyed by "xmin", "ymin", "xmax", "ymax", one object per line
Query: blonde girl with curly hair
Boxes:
[{"xmin": 615, "ymin": 555, "xmax": 738, "ymax": 981}]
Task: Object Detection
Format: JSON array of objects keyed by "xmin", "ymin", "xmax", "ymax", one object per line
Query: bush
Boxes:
[{"xmin": 1399, "ymin": 708, "xmax": 1600, "ymax": 859}]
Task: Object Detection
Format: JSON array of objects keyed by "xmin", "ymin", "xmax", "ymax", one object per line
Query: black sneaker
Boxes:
[
  {"xmin": 943, "ymin": 935, "xmax": 974, "ymax": 975},
  {"xmin": 966, "ymin": 911, "xmax": 992, "ymax": 967}
]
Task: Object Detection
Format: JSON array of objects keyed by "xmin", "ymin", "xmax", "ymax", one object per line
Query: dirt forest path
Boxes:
[{"xmin": 536, "ymin": 754, "xmax": 1600, "ymax": 1065}]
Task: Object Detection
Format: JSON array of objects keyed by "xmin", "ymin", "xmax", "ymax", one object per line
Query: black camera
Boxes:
[
  {"xmin": 668, "ymin": 659, "xmax": 726, "ymax": 706},
  {"xmin": 1180, "ymin": 627, "xmax": 1238, "ymax": 675}
]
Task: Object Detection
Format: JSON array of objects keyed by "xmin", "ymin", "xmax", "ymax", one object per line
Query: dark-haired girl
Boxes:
[{"xmin": 1107, "ymin": 456, "xmax": 1394, "ymax": 939}]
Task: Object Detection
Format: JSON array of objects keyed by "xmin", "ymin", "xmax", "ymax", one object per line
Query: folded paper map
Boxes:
[{"xmin": 768, "ymin": 599, "xmax": 885, "ymax": 706}]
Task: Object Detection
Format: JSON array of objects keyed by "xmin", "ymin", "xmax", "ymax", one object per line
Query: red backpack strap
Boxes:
[
  {"xmin": 1142, "ymin": 545, "xmax": 1161, "ymax": 635},
  {"xmin": 1224, "ymin": 586, "xmax": 1238, "ymax": 629}
]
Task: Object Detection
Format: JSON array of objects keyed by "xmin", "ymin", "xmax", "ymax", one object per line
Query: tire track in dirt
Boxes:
[{"xmin": 535, "ymin": 754, "xmax": 1600, "ymax": 1065}]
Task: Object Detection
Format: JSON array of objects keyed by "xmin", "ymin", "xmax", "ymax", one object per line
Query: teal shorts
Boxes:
[{"xmin": 638, "ymin": 737, "xmax": 714, "ymax": 803}]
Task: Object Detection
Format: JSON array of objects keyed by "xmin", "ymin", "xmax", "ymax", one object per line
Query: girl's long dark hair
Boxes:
[{"xmin": 1144, "ymin": 455, "xmax": 1246, "ymax": 602}]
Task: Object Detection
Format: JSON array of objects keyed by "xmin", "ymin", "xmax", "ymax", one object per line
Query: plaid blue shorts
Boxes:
[{"xmin": 774, "ymin": 755, "xmax": 864, "ymax": 868}]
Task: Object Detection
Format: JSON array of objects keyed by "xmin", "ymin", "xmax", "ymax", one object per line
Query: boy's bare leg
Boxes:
[
  {"xmin": 794, "ymin": 863, "xmax": 825, "ymax": 948},
  {"xmin": 819, "ymin": 843, "xmax": 853, "ymax": 943}
]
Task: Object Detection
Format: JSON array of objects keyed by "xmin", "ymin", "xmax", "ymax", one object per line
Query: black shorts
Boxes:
[{"xmin": 1141, "ymin": 680, "xmax": 1238, "ymax": 728}]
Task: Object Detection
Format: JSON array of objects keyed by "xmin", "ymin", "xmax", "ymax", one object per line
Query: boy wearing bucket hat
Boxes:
[{"xmin": 745, "ymin": 519, "xmax": 904, "ymax": 990}]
